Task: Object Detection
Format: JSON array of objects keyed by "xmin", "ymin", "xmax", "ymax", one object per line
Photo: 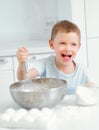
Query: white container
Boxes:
[{"xmin": 76, "ymin": 85, "xmax": 99, "ymax": 106}]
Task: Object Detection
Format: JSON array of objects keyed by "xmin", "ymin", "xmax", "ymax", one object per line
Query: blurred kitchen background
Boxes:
[
  {"xmin": 0, "ymin": 0, "xmax": 99, "ymax": 99},
  {"xmin": 0, "ymin": 0, "xmax": 71, "ymax": 48}
]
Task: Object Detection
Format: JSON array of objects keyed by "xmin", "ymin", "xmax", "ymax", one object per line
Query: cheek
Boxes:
[
  {"xmin": 57, "ymin": 46, "xmax": 66, "ymax": 53},
  {"xmin": 73, "ymin": 48, "xmax": 80, "ymax": 55},
  {"xmin": 54, "ymin": 46, "xmax": 63, "ymax": 52}
]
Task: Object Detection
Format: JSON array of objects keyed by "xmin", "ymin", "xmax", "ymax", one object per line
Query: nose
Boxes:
[{"xmin": 65, "ymin": 44, "xmax": 71, "ymax": 51}]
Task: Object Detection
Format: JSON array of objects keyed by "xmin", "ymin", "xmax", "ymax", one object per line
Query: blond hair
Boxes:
[{"xmin": 51, "ymin": 20, "xmax": 81, "ymax": 41}]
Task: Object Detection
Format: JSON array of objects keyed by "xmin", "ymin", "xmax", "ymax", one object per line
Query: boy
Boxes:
[{"xmin": 16, "ymin": 20, "xmax": 92, "ymax": 94}]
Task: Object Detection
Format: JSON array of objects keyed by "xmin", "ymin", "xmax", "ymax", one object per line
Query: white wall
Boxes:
[
  {"xmin": 0, "ymin": 0, "xmax": 71, "ymax": 50},
  {"xmin": 71, "ymin": 0, "xmax": 99, "ymax": 83},
  {"xmin": 71, "ymin": 0, "xmax": 88, "ymax": 67},
  {"xmin": 84, "ymin": 0, "xmax": 99, "ymax": 83}
]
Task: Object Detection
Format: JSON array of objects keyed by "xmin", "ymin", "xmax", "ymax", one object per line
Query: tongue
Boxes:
[{"xmin": 64, "ymin": 56, "xmax": 70, "ymax": 60}]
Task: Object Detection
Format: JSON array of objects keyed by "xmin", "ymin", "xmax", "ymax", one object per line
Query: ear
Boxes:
[{"xmin": 49, "ymin": 40, "xmax": 54, "ymax": 49}]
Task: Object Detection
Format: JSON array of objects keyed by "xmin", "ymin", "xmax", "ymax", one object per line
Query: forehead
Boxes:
[{"xmin": 54, "ymin": 32, "xmax": 80, "ymax": 42}]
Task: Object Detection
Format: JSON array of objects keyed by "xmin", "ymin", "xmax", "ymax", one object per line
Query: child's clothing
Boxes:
[{"xmin": 31, "ymin": 55, "xmax": 91, "ymax": 94}]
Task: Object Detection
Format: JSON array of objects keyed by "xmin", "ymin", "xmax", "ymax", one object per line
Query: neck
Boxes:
[{"xmin": 55, "ymin": 60, "xmax": 76, "ymax": 74}]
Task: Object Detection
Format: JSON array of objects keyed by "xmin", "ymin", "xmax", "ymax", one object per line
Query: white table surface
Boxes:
[{"xmin": 0, "ymin": 95, "xmax": 99, "ymax": 130}]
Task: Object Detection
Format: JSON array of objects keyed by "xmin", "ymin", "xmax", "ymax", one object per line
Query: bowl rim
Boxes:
[{"xmin": 10, "ymin": 78, "xmax": 67, "ymax": 90}]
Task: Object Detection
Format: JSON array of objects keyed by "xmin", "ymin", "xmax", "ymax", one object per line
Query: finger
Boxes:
[
  {"xmin": 17, "ymin": 47, "xmax": 29, "ymax": 57},
  {"xmin": 18, "ymin": 46, "xmax": 28, "ymax": 52}
]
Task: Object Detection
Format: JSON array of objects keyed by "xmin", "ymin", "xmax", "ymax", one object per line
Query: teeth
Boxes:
[
  {"xmin": 68, "ymin": 55, "xmax": 71, "ymax": 57},
  {"xmin": 62, "ymin": 54, "xmax": 71, "ymax": 57}
]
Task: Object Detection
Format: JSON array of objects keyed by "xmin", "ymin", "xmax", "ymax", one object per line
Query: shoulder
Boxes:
[
  {"xmin": 74, "ymin": 59, "xmax": 88, "ymax": 73},
  {"xmin": 74, "ymin": 60, "xmax": 93, "ymax": 83},
  {"xmin": 45, "ymin": 55, "xmax": 55, "ymax": 60},
  {"xmin": 34, "ymin": 55, "xmax": 55, "ymax": 67},
  {"xmin": 40, "ymin": 55, "xmax": 55, "ymax": 63}
]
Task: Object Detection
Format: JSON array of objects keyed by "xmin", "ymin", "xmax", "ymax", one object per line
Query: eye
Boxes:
[
  {"xmin": 72, "ymin": 43, "xmax": 77, "ymax": 46},
  {"xmin": 60, "ymin": 42, "xmax": 65, "ymax": 45}
]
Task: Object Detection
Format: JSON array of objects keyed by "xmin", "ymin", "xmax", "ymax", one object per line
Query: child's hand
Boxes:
[
  {"xmin": 85, "ymin": 82, "xmax": 94, "ymax": 87},
  {"xmin": 16, "ymin": 47, "xmax": 29, "ymax": 63}
]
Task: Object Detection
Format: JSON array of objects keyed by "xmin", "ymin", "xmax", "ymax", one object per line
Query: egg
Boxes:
[
  {"xmin": 33, "ymin": 113, "xmax": 47, "ymax": 129},
  {"xmin": 0, "ymin": 113, "xmax": 11, "ymax": 121},
  {"xmin": 5, "ymin": 108, "xmax": 16, "ymax": 116},
  {"xmin": 0, "ymin": 108, "xmax": 16, "ymax": 122},
  {"xmin": 11, "ymin": 109, "xmax": 27, "ymax": 122},
  {"xmin": 41, "ymin": 107, "xmax": 54, "ymax": 120},
  {"xmin": 28, "ymin": 109, "xmax": 40, "ymax": 120},
  {"xmin": 20, "ymin": 108, "xmax": 40, "ymax": 125},
  {"xmin": 29, "ymin": 108, "xmax": 40, "ymax": 116}
]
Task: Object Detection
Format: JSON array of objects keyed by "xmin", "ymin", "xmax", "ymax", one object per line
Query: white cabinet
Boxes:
[
  {"xmin": 0, "ymin": 57, "xmax": 14, "ymax": 102},
  {"xmin": 85, "ymin": 0, "xmax": 99, "ymax": 38},
  {"xmin": 13, "ymin": 52, "xmax": 54, "ymax": 82},
  {"xmin": 87, "ymin": 39, "xmax": 99, "ymax": 83},
  {"xmin": 84, "ymin": 0, "xmax": 99, "ymax": 83},
  {"xmin": 0, "ymin": 57, "xmax": 13, "ymax": 71}
]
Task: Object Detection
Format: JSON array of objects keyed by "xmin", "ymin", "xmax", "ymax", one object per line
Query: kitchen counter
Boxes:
[{"xmin": 0, "ymin": 95, "xmax": 99, "ymax": 130}]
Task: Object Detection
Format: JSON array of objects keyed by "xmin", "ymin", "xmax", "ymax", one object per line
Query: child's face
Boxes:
[{"xmin": 49, "ymin": 32, "xmax": 81, "ymax": 66}]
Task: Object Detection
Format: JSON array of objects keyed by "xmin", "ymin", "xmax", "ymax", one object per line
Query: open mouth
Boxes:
[{"xmin": 61, "ymin": 54, "xmax": 72, "ymax": 58}]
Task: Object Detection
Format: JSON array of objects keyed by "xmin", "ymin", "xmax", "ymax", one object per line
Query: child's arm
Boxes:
[{"xmin": 16, "ymin": 47, "xmax": 39, "ymax": 80}]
